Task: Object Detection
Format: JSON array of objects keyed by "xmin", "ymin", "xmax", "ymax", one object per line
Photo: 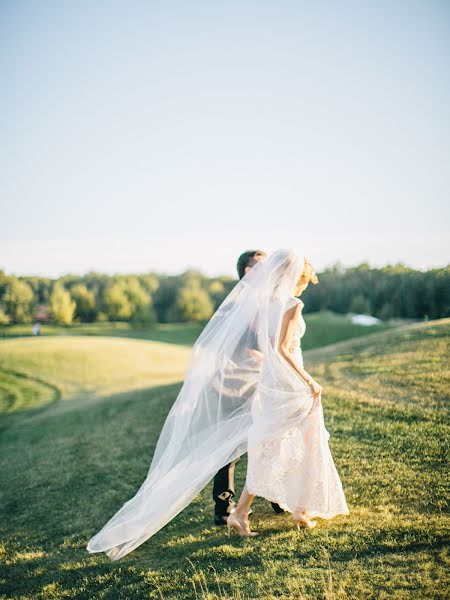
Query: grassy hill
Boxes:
[
  {"xmin": 0, "ymin": 321, "xmax": 206, "ymax": 347},
  {"xmin": 0, "ymin": 337, "xmax": 191, "ymax": 416},
  {"xmin": 0, "ymin": 320, "xmax": 448, "ymax": 599}
]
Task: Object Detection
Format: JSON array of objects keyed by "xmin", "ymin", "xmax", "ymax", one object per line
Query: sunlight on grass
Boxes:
[
  {"xmin": 13, "ymin": 550, "xmax": 46, "ymax": 562},
  {"xmin": 0, "ymin": 336, "xmax": 191, "ymax": 414},
  {"xmin": 0, "ymin": 319, "xmax": 448, "ymax": 598}
]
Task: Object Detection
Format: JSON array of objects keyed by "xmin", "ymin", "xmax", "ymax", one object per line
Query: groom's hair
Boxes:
[{"xmin": 237, "ymin": 250, "xmax": 266, "ymax": 280}]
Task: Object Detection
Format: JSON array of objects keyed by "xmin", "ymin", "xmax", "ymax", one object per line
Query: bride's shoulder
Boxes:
[
  {"xmin": 289, "ymin": 296, "xmax": 304, "ymax": 308},
  {"xmin": 283, "ymin": 296, "xmax": 304, "ymax": 319}
]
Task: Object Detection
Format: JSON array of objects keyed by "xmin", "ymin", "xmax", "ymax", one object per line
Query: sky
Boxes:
[{"xmin": 1, "ymin": 0, "xmax": 449, "ymax": 278}]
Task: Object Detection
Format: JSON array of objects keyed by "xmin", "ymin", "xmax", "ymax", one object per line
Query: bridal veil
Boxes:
[{"xmin": 87, "ymin": 249, "xmax": 306, "ymax": 560}]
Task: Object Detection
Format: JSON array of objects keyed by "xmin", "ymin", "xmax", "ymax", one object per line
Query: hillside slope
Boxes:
[
  {"xmin": 0, "ymin": 320, "xmax": 448, "ymax": 599},
  {"xmin": 0, "ymin": 336, "xmax": 191, "ymax": 416}
]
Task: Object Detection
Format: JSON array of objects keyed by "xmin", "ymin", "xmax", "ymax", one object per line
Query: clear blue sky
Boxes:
[{"xmin": 1, "ymin": 0, "xmax": 449, "ymax": 277}]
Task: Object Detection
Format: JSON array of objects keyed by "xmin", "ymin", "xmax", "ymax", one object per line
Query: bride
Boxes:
[
  {"xmin": 87, "ymin": 249, "xmax": 349, "ymax": 560},
  {"xmin": 228, "ymin": 253, "xmax": 349, "ymax": 536}
]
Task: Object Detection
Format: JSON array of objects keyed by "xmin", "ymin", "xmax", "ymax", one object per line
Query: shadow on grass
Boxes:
[
  {"xmin": 2, "ymin": 328, "xmax": 449, "ymax": 600},
  {"xmin": 0, "ymin": 366, "xmax": 62, "ymax": 432}
]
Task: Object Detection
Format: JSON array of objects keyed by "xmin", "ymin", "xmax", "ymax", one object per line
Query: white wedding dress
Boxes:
[
  {"xmin": 246, "ymin": 297, "xmax": 349, "ymax": 518},
  {"xmin": 87, "ymin": 250, "xmax": 349, "ymax": 561}
]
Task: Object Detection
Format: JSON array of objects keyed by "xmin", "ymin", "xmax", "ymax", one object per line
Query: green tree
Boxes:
[
  {"xmin": 379, "ymin": 302, "xmax": 393, "ymax": 321},
  {"xmin": 50, "ymin": 285, "xmax": 76, "ymax": 325},
  {"xmin": 131, "ymin": 304, "xmax": 157, "ymax": 325},
  {"xmin": 23, "ymin": 276, "xmax": 52, "ymax": 304},
  {"xmin": 124, "ymin": 277, "xmax": 156, "ymax": 324},
  {"xmin": 139, "ymin": 274, "xmax": 160, "ymax": 295},
  {"xmin": 349, "ymin": 293, "xmax": 371, "ymax": 314},
  {"xmin": 102, "ymin": 282, "xmax": 133, "ymax": 321},
  {"xmin": 0, "ymin": 306, "xmax": 10, "ymax": 325},
  {"xmin": 70, "ymin": 284, "xmax": 96, "ymax": 321},
  {"xmin": 153, "ymin": 277, "xmax": 180, "ymax": 323},
  {"xmin": 125, "ymin": 278, "xmax": 150, "ymax": 310},
  {"xmin": 176, "ymin": 283, "xmax": 214, "ymax": 322},
  {"xmin": 0, "ymin": 270, "xmax": 9, "ymax": 299},
  {"xmin": 209, "ymin": 279, "xmax": 227, "ymax": 309},
  {"xmin": 3, "ymin": 278, "xmax": 34, "ymax": 323}
]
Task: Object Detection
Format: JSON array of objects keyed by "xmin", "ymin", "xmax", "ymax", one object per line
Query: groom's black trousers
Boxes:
[
  {"xmin": 213, "ymin": 458, "xmax": 239, "ymax": 516},
  {"xmin": 213, "ymin": 457, "xmax": 284, "ymax": 517}
]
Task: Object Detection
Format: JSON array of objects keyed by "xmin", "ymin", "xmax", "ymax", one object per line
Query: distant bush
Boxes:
[{"xmin": 131, "ymin": 305, "xmax": 157, "ymax": 325}]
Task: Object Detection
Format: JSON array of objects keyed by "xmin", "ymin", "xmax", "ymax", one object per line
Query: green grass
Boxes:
[
  {"xmin": 0, "ymin": 320, "xmax": 448, "ymax": 599},
  {"xmin": 0, "ymin": 337, "xmax": 191, "ymax": 419},
  {"xmin": 0, "ymin": 321, "xmax": 206, "ymax": 347},
  {"xmin": 0, "ymin": 310, "xmax": 392, "ymax": 350},
  {"xmin": 301, "ymin": 311, "xmax": 390, "ymax": 350}
]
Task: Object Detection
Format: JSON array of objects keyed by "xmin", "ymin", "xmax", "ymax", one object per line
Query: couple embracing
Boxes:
[{"xmin": 87, "ymin": 248, "xmax": 349, "ymax": 560}]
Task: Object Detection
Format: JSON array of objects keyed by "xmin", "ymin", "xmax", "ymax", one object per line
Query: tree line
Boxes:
[{"xmin": 0, "ymin": 263, "xmax": 448, "ymax": 326}]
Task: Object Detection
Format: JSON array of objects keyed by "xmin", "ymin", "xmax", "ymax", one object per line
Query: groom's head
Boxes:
[{"xmin": 237, "ymin": 250, "xmax": 267, "ymax": 280}]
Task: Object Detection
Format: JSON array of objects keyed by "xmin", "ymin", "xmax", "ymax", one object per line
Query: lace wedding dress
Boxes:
[
  {"xmin": 246, "ymin": 297, "xmax": 350, "ymax": 518},
  {"xmin": 87, "ymin": 250, "xmax": 349, "ymax": 561}
]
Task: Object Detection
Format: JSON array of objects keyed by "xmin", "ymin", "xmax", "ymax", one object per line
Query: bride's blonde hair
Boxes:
[{"xmin": 300, "ymin": 258, "xmax": 319, "ymax": 285}]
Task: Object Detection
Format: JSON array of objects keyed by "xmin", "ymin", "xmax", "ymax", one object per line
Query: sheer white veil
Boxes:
[{"xmin": 87, "ymin": 249, "xmax": 306, "ymax": 560}]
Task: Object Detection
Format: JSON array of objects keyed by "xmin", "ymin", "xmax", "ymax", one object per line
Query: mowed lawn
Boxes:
[{"xmin": 0, "ymin": 320, "xmax": 449, "ymax": 599}]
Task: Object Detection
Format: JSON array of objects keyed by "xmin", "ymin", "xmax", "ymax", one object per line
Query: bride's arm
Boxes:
[{"xmin": 277, "ymin": 304, "xmax": 322, "ymax": 397}]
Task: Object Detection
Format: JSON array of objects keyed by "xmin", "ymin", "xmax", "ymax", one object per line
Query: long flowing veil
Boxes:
[{"xmin": 87, "ymin": 249, "xmax": 306, "ymax": 560}]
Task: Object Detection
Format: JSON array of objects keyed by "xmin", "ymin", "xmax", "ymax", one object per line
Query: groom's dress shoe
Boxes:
[
  {"xmin": 214, "ymin": 513, "xmax": 230, "ymax": 526},
  {"xmin": 271, "ymin": 502, "xmax": 285, "ymax": 514}
]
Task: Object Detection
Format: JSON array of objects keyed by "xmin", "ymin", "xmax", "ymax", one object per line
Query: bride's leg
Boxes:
[
  {"xmin": 233, "ymin": 486, "xmax": 255, "ymax": 520},
  {"xmin": 226, "ymin": 486, "xmax": 258, "ymax": 537}
]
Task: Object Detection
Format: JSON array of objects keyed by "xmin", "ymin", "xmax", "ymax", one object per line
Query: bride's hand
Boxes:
[{"xmin": 310, "ymin": 380, "xmax": 322, "ymax": 397}]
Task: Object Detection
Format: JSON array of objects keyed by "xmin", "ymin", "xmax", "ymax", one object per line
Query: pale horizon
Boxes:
[
  {"xmin": 1, "ymin": 1, "xmax": 449, "ymax": 278},
  {"xmin": 1, "ymin": 233, "xmax": 448, "ymax": 280}
]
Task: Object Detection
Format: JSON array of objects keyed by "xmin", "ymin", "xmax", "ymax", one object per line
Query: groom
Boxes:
[{"xmin": 213, "ymin": 249, "xmax": 285, "ymax": 525}]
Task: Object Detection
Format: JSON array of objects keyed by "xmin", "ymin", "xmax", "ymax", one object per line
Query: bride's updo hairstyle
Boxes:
[{"xmin": 299, "ymin": 258, "xmax": 319, "ymax": 285}]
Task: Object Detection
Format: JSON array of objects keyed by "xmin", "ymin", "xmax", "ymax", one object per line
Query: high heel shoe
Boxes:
[
  {"xmin": 293, "ymin": 511, "xmax": 317, "ymax": 530},
  {"xmin": 226, "ymin": 513, "xmax": 258, "ymax": 538}
]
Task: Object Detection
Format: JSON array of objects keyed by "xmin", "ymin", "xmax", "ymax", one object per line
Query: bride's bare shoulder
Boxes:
[
  {"xmin": 284, "ymin": 298, "xmax": 303, "ymax": 320},
  {"xmin": 289, "ymin": 296, "xmax": 304, "ymax": 309}
]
